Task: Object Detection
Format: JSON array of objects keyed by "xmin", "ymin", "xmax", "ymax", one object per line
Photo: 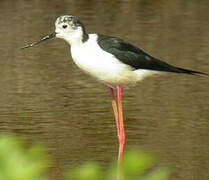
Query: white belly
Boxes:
[
  {"xmin": 70, "ymin": 34, "xmax": 136, "ymax": 86},
  {"xmin": 70, "ymin": 34, "xmax": 162, "ymax": 86}
]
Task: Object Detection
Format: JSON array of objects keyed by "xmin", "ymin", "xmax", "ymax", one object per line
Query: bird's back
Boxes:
[{"xmin": 97, "ymin": 34, "xmax": 208, "ymax": 76}]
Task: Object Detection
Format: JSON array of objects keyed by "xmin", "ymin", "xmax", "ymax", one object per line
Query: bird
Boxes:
[{"xmin": 21, "ymin": 14, "xmax": 208, "ymax": 167}]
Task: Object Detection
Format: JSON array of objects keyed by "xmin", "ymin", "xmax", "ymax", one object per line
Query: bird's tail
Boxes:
[{"xmin": 175, "ymin": 67, "xmax": 209, "ymax": 76}]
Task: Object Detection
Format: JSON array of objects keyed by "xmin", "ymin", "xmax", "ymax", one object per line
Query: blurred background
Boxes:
[{"xmin": 0, "ymin": 0, "xmax": 209, "ymax": 179}]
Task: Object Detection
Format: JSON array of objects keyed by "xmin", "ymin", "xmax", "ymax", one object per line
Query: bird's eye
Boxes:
[{"xmin": 62, "ymin": 24, "xmax": 68, "ymax": 29}]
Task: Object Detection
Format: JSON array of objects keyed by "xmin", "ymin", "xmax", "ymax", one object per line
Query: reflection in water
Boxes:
[{"xmin": 0, "ymin": 0, "xmax": 209, "ymax": 179}]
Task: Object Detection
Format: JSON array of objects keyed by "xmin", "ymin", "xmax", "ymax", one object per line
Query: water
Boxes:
[{"xmin": 0, "ymin": 0, "xmax": 209, "ymax": 179}]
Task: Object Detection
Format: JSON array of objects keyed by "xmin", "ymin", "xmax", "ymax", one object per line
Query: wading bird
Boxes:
[{"xmin": 21, "ymin": 15, "xmax": 208, "ymax": 167}]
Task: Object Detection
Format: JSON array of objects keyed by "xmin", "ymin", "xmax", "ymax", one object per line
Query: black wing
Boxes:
[{"xmin": 97, "ymin": 34, "xmax": 207, "ymax": 75}]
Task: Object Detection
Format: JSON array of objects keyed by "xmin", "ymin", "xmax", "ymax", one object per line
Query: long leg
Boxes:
[
  {"xmin": 109, "ymin": 87, "xmax": 125, "ymax": 180},
  {"xmin": 109, "ymin": 88, "xmax": 120, "ymax": 139},
  {"xmin": 116, "ymin": 85, "xmax": 125, "ymax": 164}
]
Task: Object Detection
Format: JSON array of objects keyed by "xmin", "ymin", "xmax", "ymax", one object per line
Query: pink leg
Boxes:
[
  {"xmin": 109, "ymin": 87, "xmax": 125, "ymax": 180},
  {"xmin": 109, "ymin": 88, "xmax": 120, "ymax": 139},
  {"xmin": 116, "ymin": 85, "xmax": 125, "ymax": 164}
]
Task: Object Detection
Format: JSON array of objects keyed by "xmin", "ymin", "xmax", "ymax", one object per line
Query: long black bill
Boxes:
[{"xmin": 21, "ymin": 32, "xmax": 56, "ymax": 49}]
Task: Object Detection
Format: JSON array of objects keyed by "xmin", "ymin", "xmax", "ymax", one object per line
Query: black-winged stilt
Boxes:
[{"xmin": 21, "ymin": 15, "xmax": 208, "ymax": 167}]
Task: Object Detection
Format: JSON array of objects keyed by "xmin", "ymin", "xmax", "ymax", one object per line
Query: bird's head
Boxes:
[
  {"xmin": 21, "ymin": 15, "xmax": 88, "ymax": 49},
  {"xmin": 55, "ymin": 15, "xmax": 87, "ymax": 44}
]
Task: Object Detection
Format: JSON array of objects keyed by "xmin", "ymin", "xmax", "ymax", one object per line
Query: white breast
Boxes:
[
  {"xmin": 70, "ymin": 34, "xmax": 136, "ymax": 86},
  {"xmin": 70, "ymin": 34, "xmax": 162, "ymax": 86}
]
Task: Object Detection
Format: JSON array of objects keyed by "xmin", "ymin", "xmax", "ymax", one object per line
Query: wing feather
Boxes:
[{"xmin": 97, "ymin": 35, "xmax": 207, "ymax": 75}]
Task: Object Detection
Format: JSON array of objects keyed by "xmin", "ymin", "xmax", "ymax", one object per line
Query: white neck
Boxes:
[{"xmin": 64, "ymin": 28, "xmax": 85, "ymax": 46}]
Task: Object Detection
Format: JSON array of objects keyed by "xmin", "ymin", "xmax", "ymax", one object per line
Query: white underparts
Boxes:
[{"xmin": 69, "ymin": 34, "xmax": 163, "ymax": 86}]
